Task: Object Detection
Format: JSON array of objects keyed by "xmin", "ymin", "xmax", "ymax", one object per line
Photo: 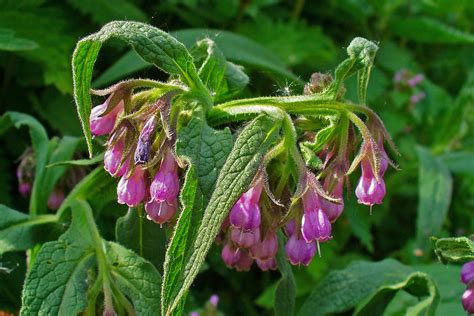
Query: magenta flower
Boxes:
[
  {"xmin": 355, "ymin": 141, "xmax": 389, "ymax": 207},
  {"xmin": 408, "ymin": 74, "xmax": 424, "ymax": 87},
  {"xmin": 90, "ymin": 98, "xmax": 123, "ymax": 136},
  {"xmin": 320, "ymin": 170, "xmax": 345, "ymax": 222},
  {"xmin": 209, "ymin": 294, "xmax": 219, "ymax": 307},
  {"xmin": 285, "ymin": 234, "xmax": 316, "ymax": 266},
  {"xmin": 234, "ymin": 250, "xmax": 254, "ymax": 272},
  {"xmin": 104, "ymin": 137, "xmax": 129, "ymax": 177},
  {"xmin": 231, "ymin": 227, "xmax": 260, "ymax": 249},
  {"xmin": 117, "ymin": 166, "xmax": 146, "ymax": 207},
  {"xmin": 145, "ymin": 199, "xmax": 177, "ymax": 225},
  {"xmin": 150, "ymin": 151, "xmax": 179, "ymax": 203},
  {"xmin": 461, "ymin": 261, "xmax": 474, "ymax": 285},
  {"xmin": 462, "ymin": 287, "xmax": 474, "ymax": 313},
  {"xmin": 250, "ymin": 231, "xmax": 278, "ymax": 260},
  {"xmin": 18, "ymin": 182, "xmax": 32, "ymax": 198},
  {"xmin": 47, "ymin": 189, "xmax": 65, "ymax": 210},
  {"xmin": 229, "ymin": 182, "xmax": 263, "ymax": 231},
  {"xmin": 410, "ymin": 92, "xmax": 426, "ymax": 104},
  {"xmin": 285, "ymin": 219, "xmax": 296, "ymax": 236},
  {"xmin": 221, "ymin": 243, "xmax": 241, "ymax": 268},
  {"xmin": 134, "ymin": 116, "xmax": 158, "ymax": 164},
  {"xmin": 256, "ymin": 257, "xmax": 277, "ymax": 271},
  {"xmin": 301, "ymin": 190, "xmax": 332, "ymax": 243}
]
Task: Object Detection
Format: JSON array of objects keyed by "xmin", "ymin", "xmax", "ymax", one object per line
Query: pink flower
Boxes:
[
  {"xmin": 117, "ymin": 166, "xmax": 146, "ymax": 207},
  {"xmin": 104, "ymin": 137, "xmax": 129, "ymax": 177},
  {"xmin": 150, "ymin": 151, "xmax": 179, "ymax": 203},
  {"xmin": 250, "ymin": 231, "xmax": 278, "ymax": 260},
  {"xmin": 462, "ymin": 287, "xmax": 474, "ymax": 313},
  {"xmin": 285, "ymin": 234, "xmax": 316, "ymax": 266},
  {"xmin": 90, "ymin": 98, "xmax": 123, "ymax": 136},
  {"xmin": 256, "ymin": 257, "xmax": 277, "ymax": 271},
  {"xmin": 221, "ymin": 243, "xmax": 241, "ymax": 268},
  {"xmin": 145, "ymin": 199, "xmax": 177, "ymax": 225},
  {"xmin": 301, "ymin": 189, "xmax": 332, "ymax": 243},
  {"xmin": 47, "ymin": 189, "xmax": 65, "ymax": 210},
  {"xmin": 229, "ymin": 182, "xmax": 263, "ymax": 231},
  {"xmin": 320, "ymin": 169, "xmax": 345, "ymax": 222},
  {"xmin": 231, "ymin": 227, "xmax": 260, "ymax": 249}
]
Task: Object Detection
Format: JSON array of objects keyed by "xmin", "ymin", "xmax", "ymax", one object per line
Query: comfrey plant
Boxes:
[{"xmin": 69, "ymin": 22, "xmax": 397, "ymax": 315}]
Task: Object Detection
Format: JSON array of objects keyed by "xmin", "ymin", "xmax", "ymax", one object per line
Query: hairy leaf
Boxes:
[
  {"xmin": 162, "ymin": 116, "xmax": 233, "ymax": 315},
  {"xmin": 416, "ymin": 146, "xmax": 453, "ymax": 251},
  {"xmin": 433, "ymin": 236, "xmax": 474, "ymax": 263},
  {"xmin": 72, "ymin": 21, "xmax": 200, "ymax": 156},
  {"xmin": 298, "ymin": 259, "xmax": 439, "ymax": 316},
  {"xmin": 162, "ymin": 115, "xmax": 279, "ymax": 314}
]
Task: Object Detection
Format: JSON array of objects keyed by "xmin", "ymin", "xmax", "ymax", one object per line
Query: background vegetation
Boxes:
[{"xmin": 0, "ymin": 0, "xmax": 473, "ymax": 315}]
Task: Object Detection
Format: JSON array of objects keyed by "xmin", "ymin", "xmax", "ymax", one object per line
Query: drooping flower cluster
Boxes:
[
  {"xmin": 90, "ymin": 89, "xmax": 181, "ymax": 226},
  {"xmin": 461, "ymin": 261, "xmax": 474, "ymax": 313}
]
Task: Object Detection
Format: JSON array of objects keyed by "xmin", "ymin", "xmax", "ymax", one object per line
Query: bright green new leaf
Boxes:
[{"xmin": 298, "ymin": 259, "xmax": 439, "ymax": 316}]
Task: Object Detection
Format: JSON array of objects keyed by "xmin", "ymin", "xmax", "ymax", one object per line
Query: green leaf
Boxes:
[
  {"xmin": 116, "ymin": 206, "xmax": 167, "ymax": 271},
  {"xmin": 95, "ymin": 28, "xmax": 300, "ymax": 87},
  {"xmin": 66, "ymin": 0, "xmax": 146, "ymax": 24},
  {"xmin": 46, "ymin": 154, "xmax": 104, "ymax": 168},
  {"xmin": 298, "ymin": 259, "xmax": 439, "ymax": 316},
  {"xmin": 162, "ymin": 116, "xmax": 233, "ymax": 315},
  {"xmin": 0, "ymin": 28, "xmax": 38, "ymax": 51},
  {"xmin": 440, "ymin": 151, "xmax": 474, "ymax": 175},
  {"xmin": 0, "ymin": 112, "xmax": 49, "ymax": 214},
  {"xmin": 274, "ymin": 232, "xmax": 296, "ymax": 316},
  {"xmin": 175, "ymin": 116, "xmax": 233, "ymax": 201},
  {"xmin": 416, "ymin": 146, "xmax": 453, "ymax": 251},
  {"xmin": 192, "ymin": 39, "xmax": 226, "ymax": 99},
  {"xmin": 0, "ymin": 204, "xmax": 58, "ymax": 255},
  {"xmin": 72, "ymin": 21, "xmax": 200, "ymax": 156},
  {"xmin": 162, "ymin": 115, "xmax": 279, "ymax": 314},
  {"xmin": 21, "ymin": 199, "xmax": 161, "ymax": 315},
  {"xmin": 433, "ymin": 236, "xmax": 474, "ymax": 263},
  {"xmin": 219, "ymin": 62, "xmax": 250, "ymax": 102},
  {"xmin": 389, "ymin": 16, "xmax": 474, "ymax": 44}
]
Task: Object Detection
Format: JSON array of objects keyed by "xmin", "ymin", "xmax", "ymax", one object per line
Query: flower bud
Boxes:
[
  {"xmin": 221, "ymin": 243, "xmax": 241, "ymax": 268},
  {"xmin": 250, "ymin": 231, "xmax": 278, "ymax": 260},
  {"xmin": 47, "ymin": 189, "xmax": 65, "ymax": 210},
  {"xmin": 355, "ymin": 158, "xmax": 386, "ymax": 206},
  {"xmin": 320, "ymin": 171, "xmax": 344, "ymax": 222},
  {"xmin": 104, "ymin": 137, "xmax": 129, "ymax": 177},
  {"xmin": 229, "ymin": 182, "xmax": 263, "ymax": 231},
  {"xmin": 231, "ymin": 227, "xmax": 260, "ymax": 249},
  {"xmin": 285, "ymin": 219, "xmax": 296, "ymax": 236},
  {"xmin": 18, "ymin": 182, "xmax": 32, "ymax": 198},
  {"xmin": 461, "ymin": 261, "xmax": 474, "ymax": 285},
  {"xmin": 134, "ymin": 116, "xmax": 158, "ymax": 164},
  {"xmin": 256, "ymin": 258, "xmax": 277, "ymax": 271},
  {"xmin": 145, "ymin": 199, "xmax": 177, "ymax": 225},
  {"xmin": 117, "ymin": 166, "xmax": 146, "ymax": 207},
  {"xmin": 462, "ymin": 287, "xmax": 474, "ymax": 313},
  {"xmin": 234, "ymin": 250, "xmax": 253, "ymax": 272},
  {"xmin": 90, "ymin": 99, "xmax": 123, "ymax": 136},
  {"xmin": 150, "ymin": 151, "xmax": 179, "ymax": 203},
  {"xmin": 285, "ymin": 235, "xmax": 316, "ymax": 266}
]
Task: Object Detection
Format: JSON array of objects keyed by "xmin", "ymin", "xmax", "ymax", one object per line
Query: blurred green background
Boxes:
[{"xmin": 0, "ymin": 0, "xmax": 473, "ymax": 315}]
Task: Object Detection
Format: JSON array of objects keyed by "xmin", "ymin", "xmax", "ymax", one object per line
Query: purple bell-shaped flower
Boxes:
[
  {"xmin": 145, "ymin": 198, "xmax": 177, "ymax": 225},
  {"xmin": 90, "ymin": 98, "xmax": 123, "ymax": 136},
  {"xmin": 285, "ymin": 234, "xmax": 316, "ymax": 266},
  {"xmin": 229, "ymin": 181, "xmax": 263, "ymax": 231},
  {"xmin": 150, "ymin": 151, "xmax": 179, "ymax": 203},
  {"xmin": 117, "ymin": 166, "xmax": 146, "ymax": 207}
]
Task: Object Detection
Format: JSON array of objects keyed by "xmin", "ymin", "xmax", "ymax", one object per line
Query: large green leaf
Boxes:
[
  {"xmin": 298, "ymin": 259, "xmax": 439, "ymax": 316},
  {"xmin": 116, "ymin": 206, "xmax": 167, "ymax": 271},
  {"xmin": 72, "ymin": 21, "xmax": 200, "ymax": 156},
  {"xmin": 93, "ymin": 28, "xmax": 298, "ymax": 87},
  {"xmin": 433, "ymin": 236, "xmax": 474, "ymax": 263},
  {"xmin": 162, "ymin": 115, "xmax": 279, "ymax": 315},
  {"xmin": 389, "ymin": 16, "xmax": 474, "ymax": 44},
  {"xmin": 21, "ymin": 200, "xmax": 161, "ymax": 315},
  {"xmin": 440, "ymin": 151, "xmax": 474, "ymax": 175},
  {"xmin": 0, "ymin": 112, "xmax": 49, "ymax": 214},
  {"xmin": 161, "ymin": 116, "xmax": 233, "ymax": 315},
  {"xmin": 416, "ymin": 146, "xmax": 453, "ymax": 251},
  {"xmin": 0, "ymin": 204, "xmax": 58, "ymax": 255}
]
